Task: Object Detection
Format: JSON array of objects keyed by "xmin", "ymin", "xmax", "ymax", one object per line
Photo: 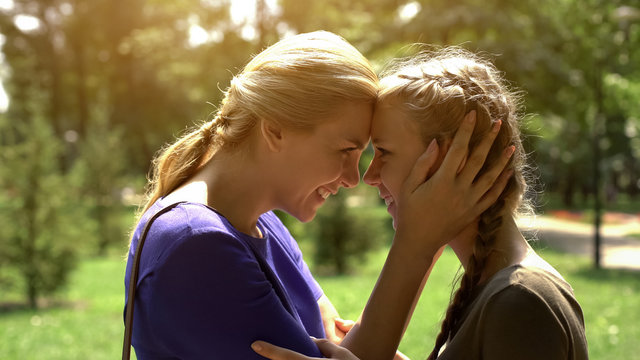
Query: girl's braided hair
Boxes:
[{"xmin": 377, "ymin": 47, "xmax": 531, "ymax": 359}]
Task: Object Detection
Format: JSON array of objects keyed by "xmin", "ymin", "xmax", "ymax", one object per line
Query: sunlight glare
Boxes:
[
  {"xmin": 189, "ymin": 24, "xmax": 209, "ymax": 47},
  {"xmin": 14, "ymin": 14, "xmax": 41, "ymax": 32},
  {"xmin": 398, "ymin": 1, "xmax": 421, "ymax": 23},
  {"xmin": 0, "ymin": 0, "xmax": 14, "ymax": 11},
  {"xmin": 0, "ymin": 82, "xmax": 9, "ymax": 113},
  {"xmin": 230, "ymin": 0, "xmax": 280, "ymax": 41}
]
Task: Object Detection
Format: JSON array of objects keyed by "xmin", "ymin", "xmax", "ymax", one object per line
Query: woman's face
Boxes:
[
  {"xmin": 363, "ymin": 100, "xmax": 429, "ymax": 229},
  {"xmin": 276, "ymin": 101, "xmax": 372, "ymax": 222}
]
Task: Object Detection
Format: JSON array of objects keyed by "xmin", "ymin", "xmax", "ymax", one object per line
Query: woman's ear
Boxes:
[{"xmin": 260, "ymin": 119, "xmax": 283, "ymax": 152}]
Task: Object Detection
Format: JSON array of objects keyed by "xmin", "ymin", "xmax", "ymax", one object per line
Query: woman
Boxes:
[
  {"xmin": 251, "ymin": 49, "xmax": 588, "ymax": 359},
  {"xmin": 124, "ymin": 33, "xmax": 510, "ymax": 359}
]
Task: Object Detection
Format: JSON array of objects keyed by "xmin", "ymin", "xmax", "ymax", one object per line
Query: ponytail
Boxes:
[{"xmin": 139, "ymin": 112, "xmax": 228, "ymax": 216}]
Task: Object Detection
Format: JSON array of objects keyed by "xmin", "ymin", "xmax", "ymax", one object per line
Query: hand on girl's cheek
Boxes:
[{"xmin": 426, "ymin": 142, "xmax": 451, "ymax": 179}]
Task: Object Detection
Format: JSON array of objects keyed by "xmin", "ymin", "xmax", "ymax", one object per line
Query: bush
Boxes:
[
  {"xmin": 311, "ymin": 189, "xmax": 392, "ymax": 275},
  {"xmin": 0, "ymin": 115, "xmax": 77, "ymax": 308},
  {"xmin": 69, "ymin": 115, "xmax": 130, "ymax": 256}
]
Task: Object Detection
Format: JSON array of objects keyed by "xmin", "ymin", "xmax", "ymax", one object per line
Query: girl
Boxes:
[{"xmin": 251, "ymin": 48, "xmax": 588, "ymax": 360}]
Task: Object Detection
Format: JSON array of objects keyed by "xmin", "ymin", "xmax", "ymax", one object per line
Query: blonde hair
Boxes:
[
  {"xmin": 138, "ymin": 31, "xmax": 378, "ymax": 217},
  {"xmin": 378, "ymin": 48, "xmax": 528, "ymax": 359}
]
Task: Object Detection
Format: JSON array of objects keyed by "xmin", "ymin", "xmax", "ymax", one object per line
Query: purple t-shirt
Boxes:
[{"xmin": 124, "ymin": 200, "xmax": 325, "ymax": 359}]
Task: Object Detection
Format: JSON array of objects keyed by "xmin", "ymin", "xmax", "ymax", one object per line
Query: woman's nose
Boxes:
[
  {"xmin": 341, "ymin": 156, "xmax": 360, "ymax": 188},
  {"xmin": 363, "ymin": 157, "xmax": 380, "ymax": 186}
]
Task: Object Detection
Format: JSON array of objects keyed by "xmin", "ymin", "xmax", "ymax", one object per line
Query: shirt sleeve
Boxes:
[
  {"xmin": 481, "ymin": 284, "xmax": 569, "ymax": 360},
  {"xmin": 287, "ymin": 232, "xmax": 324, "ymax": 300},
  {"xmin": 146, "ymin": 229, "xmax": 323, "ymax": 359},
  {"xmin": 268, "ymin": 212, "xmax": 324, "ymax": 301}
]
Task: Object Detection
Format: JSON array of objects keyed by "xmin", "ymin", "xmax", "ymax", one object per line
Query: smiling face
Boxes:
[
  {"xmin": 363, "ymin": 100, "xmax": 433, "ymax": 228},
  {"xmin": 276, "ymin": 101, "xmax": 373, "ymax": 222}
]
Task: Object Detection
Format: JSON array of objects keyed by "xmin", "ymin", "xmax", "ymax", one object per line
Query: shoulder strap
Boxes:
[{"xmin": 122, "ymin": 201, "xmax": 185, "ymax": 360}]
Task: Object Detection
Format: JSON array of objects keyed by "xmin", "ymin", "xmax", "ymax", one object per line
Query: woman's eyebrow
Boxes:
[
  {"xmin": 370, "ymin": 137, "xmax": 385, "ymax": 146},
  {"xmin": 346, "ymin": 138, "xmax": 366, "ymax": 150}
]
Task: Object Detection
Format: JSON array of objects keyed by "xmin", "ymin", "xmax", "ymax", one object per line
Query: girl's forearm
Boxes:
[{"xmin": 340, "ymin": 239, "xmax": 436, "ymax": 360}]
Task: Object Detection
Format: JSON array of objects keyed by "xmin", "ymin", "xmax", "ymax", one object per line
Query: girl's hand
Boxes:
[
  {"xmin": 394, "ymin": 111, "xmax": 513, "ymax": 256},
  {"xmin": 252, "ymin": 338, "xmax": 360, "ymax": 360}
]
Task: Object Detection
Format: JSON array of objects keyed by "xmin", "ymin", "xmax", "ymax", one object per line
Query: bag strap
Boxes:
[{"xmin": 122, "ymin": 201, "xmax": 185, "ymax": 360}]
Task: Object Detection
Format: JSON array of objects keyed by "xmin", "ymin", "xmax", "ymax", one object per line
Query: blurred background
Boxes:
[{"xmin": 0, "ymin": 0, "xmax": 638, "ymax": 359}]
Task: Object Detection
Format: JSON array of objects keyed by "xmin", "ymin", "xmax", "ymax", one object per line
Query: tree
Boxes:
[
  {"xmin": 69, "ymin": 113, "xmax": 129, "ymax": 256},
  {"xmin": 312, "ymin": 189, "xmax": 390, "ymax": 275},
  {"xmin": 0, "ymin": 114, "xmax": 77, "ymax": 309}
]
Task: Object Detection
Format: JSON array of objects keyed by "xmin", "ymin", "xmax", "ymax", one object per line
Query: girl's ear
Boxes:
[{"xmin": 260, "ymin": 119, "xmax": 283, "ymax": 152}]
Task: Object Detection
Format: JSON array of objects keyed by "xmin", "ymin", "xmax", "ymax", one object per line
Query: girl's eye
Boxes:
[{"xmin": 342, "ymin": 147, "xmax": 358, "ymax": 154}]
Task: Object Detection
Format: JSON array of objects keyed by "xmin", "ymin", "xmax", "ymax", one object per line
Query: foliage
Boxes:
[
  {"xmin": 311, "ymin": 188, "xmax": 391, "ymax": 275},
  {"xmin": 1, "ymin": 0, "xmax": 639, "ymax": 317},
  {"xmin": 280, "ymin": 0, "xmax": 640, "ymax": 207},
  {"xmin": 0, "ymin": 114, "xmax": 77, "ymax": 309},
  {"xmin": 69, "ymin": 113, "xmax": 130, "ymax": 256}
]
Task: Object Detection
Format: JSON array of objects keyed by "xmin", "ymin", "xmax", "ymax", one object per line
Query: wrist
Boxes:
[
  {"xmin": 389, "ymin": 234, "xmax": 437, "ymax": 275},
  {"xmin": 392, "ymin": 228, "xmax": 441, "ymax": 264}
]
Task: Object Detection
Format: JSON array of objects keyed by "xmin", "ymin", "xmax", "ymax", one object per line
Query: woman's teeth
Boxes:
[
  {"xmin": 318, "ymin": 188, "xmax": 331, "ymax": 199},
  {"xmin": 384, "ymin": 197, "xmax": 394, "ymax": 206}
]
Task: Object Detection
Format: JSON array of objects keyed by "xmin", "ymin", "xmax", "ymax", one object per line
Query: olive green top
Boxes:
[{"xmin": 437, "ymin": 264, "xmax": 588, "ymax": 360}]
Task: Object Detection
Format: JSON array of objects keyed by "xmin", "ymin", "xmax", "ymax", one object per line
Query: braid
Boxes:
[
  {"xmin": 200, "ymin": 112, "xmax": 229, "ymax": 146},
  {"xmin": 375, "ymin": 48, "xmax": 527, "ymax": 359},
  {"xmin": 427, "ymin": 198, "xmax": 507, "ymax": 359}
]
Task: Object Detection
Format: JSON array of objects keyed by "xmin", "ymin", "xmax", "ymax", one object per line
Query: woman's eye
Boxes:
[
  {"xmin": 342, "ymin": 147, "xmax": 357, "ymax": 153},
  {"xmin": 376, "ymin": 147, "xmax": 389, "ymax": 156}
]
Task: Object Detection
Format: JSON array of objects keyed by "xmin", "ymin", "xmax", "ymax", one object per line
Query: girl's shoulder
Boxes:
[{"xmin": 482, "ymin": 262, "xmax": 575, "ymax": 305}]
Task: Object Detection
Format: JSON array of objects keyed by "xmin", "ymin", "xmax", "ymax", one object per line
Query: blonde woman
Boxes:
[
  {"xmin": 124, "ymin": 32, "xmax": 511, "ymax": 359},
  {"xmin": 251, "ymin": 49, "xmax": 588, "ymax": 360}
]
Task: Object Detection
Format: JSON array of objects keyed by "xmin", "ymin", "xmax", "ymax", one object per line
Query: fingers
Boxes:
[
  {"xmin": 402, "ymin": 139, "xmax": 439, "ymax": 193},
  {"xmin": 458, "ymin": 119, "xmax": 502, "ymax": 184},
  {"xmin": 472, "ymin": 144, "xmax": 515, "ymax": 195},
  {"xmin": 439, "ymin": 110, "xmax": 476, "ymax": 179},
  {"xmin": 335, "ymin": 318, "xmax": 355, "ymax": 334},
  {"xmin": 251, "ymin": 341, "xmax": 314, "ymax": 360},
  {"xmin": 475, "ymin": 167, "xmax": 514, "ymax": 212},
  {"xmin": 312, "ymin": 338, "xmax": 361, "ymax": 360}
]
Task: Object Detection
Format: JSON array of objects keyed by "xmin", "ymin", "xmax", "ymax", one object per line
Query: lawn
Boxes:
[{"xmin": 1, "ymin": 246, "xmax": 639, "ymax": 359}]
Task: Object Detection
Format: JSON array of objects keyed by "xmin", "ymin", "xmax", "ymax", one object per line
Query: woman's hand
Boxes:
[
  {"xmin": 394, "ymin": 111, "xmax": 513, "ymax": 256},
  {"xmin": 318, "ymin": 295, "xmax": 353, "ymax": 344},
  {"xmin": 252, "ymin": 338, "xmax": 360, "ymax": 360}
]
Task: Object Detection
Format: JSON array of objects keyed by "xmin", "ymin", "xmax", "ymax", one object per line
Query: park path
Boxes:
[{"xmin": 517, "ymin": 213, "xmax": 640, "ymax": 270}]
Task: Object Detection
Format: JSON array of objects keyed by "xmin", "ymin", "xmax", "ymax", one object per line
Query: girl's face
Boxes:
[
  {"xmin": 275, "ymin": 101, "xmax": 372, "ymax": 222},
  {"xmin": 363, "ymin": 100, "xmax": 430, "ymax": 229}
]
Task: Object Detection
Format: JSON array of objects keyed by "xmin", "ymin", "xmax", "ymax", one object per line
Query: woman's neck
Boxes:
[
  {"xmin": 164, "ymin": 149, "xmax": 271, "ymax": 237},
  {"xmin": 448, "ymin": 215, "xmax": 532, "ymax": 284}
]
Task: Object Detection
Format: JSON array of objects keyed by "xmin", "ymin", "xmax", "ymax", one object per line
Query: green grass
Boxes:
[
  {"xmin": 0, "ymin": 257, "xmax": 127, "ymax": 360},
  {"xmin": 1, "ymin": 246, "xmax": 639, "ymax": 359}
]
